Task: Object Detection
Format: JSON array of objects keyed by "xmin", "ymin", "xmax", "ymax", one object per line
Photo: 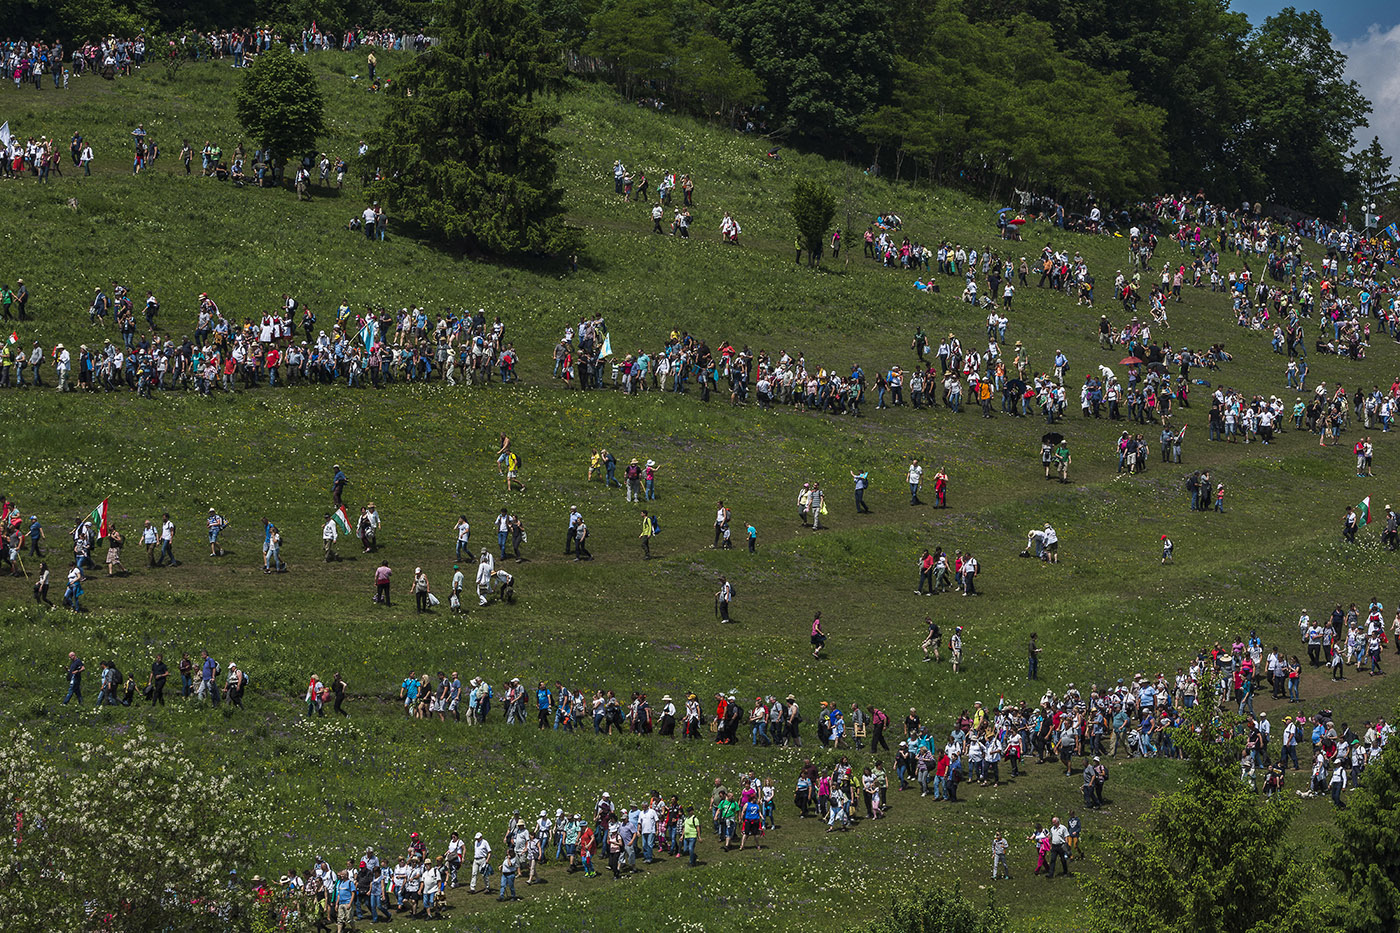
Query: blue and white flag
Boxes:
[{"xmin": 356, "ymin": 319, "xmax": 377, "ymax": 351}]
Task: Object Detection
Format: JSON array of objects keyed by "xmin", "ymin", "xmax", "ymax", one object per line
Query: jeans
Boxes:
[
  {"xmin": 499, "ymin": 872, "xmax": 516, "ymax": 897},
  {"xmin": 498, "ymin": 531, "xmax": 508, "ymax": 560},
  {"xmin": 683, "ymin": 837, "xmax": 697, "ymax": 865},
  {"xmin": 1288, "ymin": 677, "xmax": 1299, "ymax": 700},
  {"xmin": 456, "ymin": 539, "xmax": 470, "ymax": 560},
  {"xmin": 63, "ymin": 682, "xmax": 81, "ymax": 704},
  {"xmin": 752, "ymin": 723, "xmax": 770, "ymax": 745},
  {"xmin": 645, "ymin": 479, "xmax": 656, "ymax": 500},
  {"xmin": 910, "ymin": 483, "xmax": 920, "ymax": 504},
  {"xmin": 642, "ymin": 832, "xmax": 654, "ymax": 862}
]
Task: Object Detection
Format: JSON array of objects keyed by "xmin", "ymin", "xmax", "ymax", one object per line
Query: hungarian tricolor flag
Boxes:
[
  {"xmin": 1357, "ymin": 496, "xmax": 1372, "ymax": 525},
  {"xmin": 88, "ymin": 499, "xmax": 110, "ymax": 540},
  {"xmin": 332, "ymin": 506, "xmax": 351, "ymax": 535}
]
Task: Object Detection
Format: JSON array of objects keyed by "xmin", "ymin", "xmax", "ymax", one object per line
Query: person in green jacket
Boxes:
[
  {"xmin": 716, "ymin": 794, "xmax": 740, "ymax": 851},
  {"xmin": 681, "ymin": 807, "xmax": 700, "ymax": 866},
  {"xmin": 639, "ymin": 510, "xmax": 656, "ymax": 559}
]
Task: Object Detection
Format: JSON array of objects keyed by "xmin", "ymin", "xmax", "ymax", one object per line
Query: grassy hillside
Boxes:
[{"xmin": 1, "ymin": 54, "xmax": 1397, "ymax": 932}]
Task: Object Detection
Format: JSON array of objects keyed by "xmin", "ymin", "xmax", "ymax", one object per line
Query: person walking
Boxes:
[
  {"xmin": 908, "ymin": 459, "xmax": 924, "ymax": 505},
  {"xmin": 323, "ymin": 512, "xmax": 339, "ymax": 561},
  {"xmin": 639, "ymin": 510, "xmax": 656, "ymax": 559},
  {"xmin": 1028, "ymin": 633, "xmax": 1041, "ymax": 680},
  {"xmin": 933, "ymin": 468, "xmax": 948, "ymax": 508},
  {"xmin": 992, "ymin": 831, "xmax": 1012, "ymax": 880},
  {"xmin": 470, "ymin": 832, "xmax": 492, "ymax": 893},
  {"xmin": 141, "ymin": 519, "xmax": 157, "ymax": 566},
  {"xmin": 206, "ymin": 508, "xmax": 228, "ymax": 557},
  {"xmin": 373, "ymin": 559, "xmax": 392, "ymax": 605},
  {"xmin": 811, "ymin": 612, "xmax": 827, "ymax": 660},
  {"xmin": 157, "ymin": 512, "xmax": 178, "ymax": 567},
  {"xmin": 455, "ymin": 515, "xmax": 472, "ymax": 561},
  {"xmin": 33, "ymin": 562, "xmax": 51, "ymax": 606},
  {"xmin": 412, "ymin": 567, "xmax": 431, "ymax": 613},
  {"xmin": 63, "ymin": 651, "xmax": 83, "ymax": 704},
  {"xmin": 850, "ymin": 470, "xmax": 872, "ymax": 513},
  {"xmin": 713, "ymin": 501, "xmax": 730, "ymax": 548},
  {"xmin": 149, "ymin": 654, "xmax": 168, "ymax": 705},
  {"xmin": 716, "ymin": 577, "xmax": 733, "ymax": 623},
  {"xmin": 332, "ymin": 672, "xmax": 348, "ymax": 716},
  {"xmin": 1046, "ymin": 817, "xmax": 1071, "ymax": 877}
]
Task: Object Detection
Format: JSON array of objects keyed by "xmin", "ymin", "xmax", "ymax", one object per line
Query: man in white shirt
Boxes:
[
  {"xmin": 158, "ymin": 513, "xmax": 178, "ymax": 567},
  {"xmin": 455, "ymin": 516, "xmax": 471, "ymax": 561},
  {"xmin": 323, "ymin": 512, "xmax": 338, "ymax": 561},
  {"xmin": 421, "ymin": 859, "xmax": 442, "ymax": 918},
  {"xmin": 495, "ymin": 508, "xmax": 511, "ymax": 561},
  {"xmin": 1042, "ymin": 524, "xmax": 1059, "ymax": 563},
  {"xmin": 908, "ymin": 459, "xmax": 924, "ymax": 505},
  {"xmin": 1047, "ymin": 816, "xmax": 1071, "ymax": 876},
  {"xmin": 55, "ymin": 343, "xmax": 71, "ymax": 391},
  {"xmin": 639, "ymin": 804, "xmax": 658, "ymax": 863},
  {"xmin": 470, "ymin": 832, "xmax": 492, "ymax": 893}
]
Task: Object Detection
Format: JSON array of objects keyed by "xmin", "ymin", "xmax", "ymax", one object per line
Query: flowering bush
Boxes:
[{"xmin": 0, "ymin": 726, "xmax": 261, "ymax": 933}]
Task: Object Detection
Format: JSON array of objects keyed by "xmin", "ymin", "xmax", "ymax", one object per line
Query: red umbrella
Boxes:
[
  {"xmin": 1120, "ymin": 356, "xmax": 1143, "ymax": 365},
  {"xmin": 1007, "ymin": 218, "xmax": 1026, "ymax": 226}
]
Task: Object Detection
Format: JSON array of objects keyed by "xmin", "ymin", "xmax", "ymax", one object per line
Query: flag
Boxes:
[
  {"xmin": 356, "ymin": 319, "xmax": 376, "ymax": 352},
  {"xmin": 332, "ymin": 506, "xmax": 351, "ymax": 535},
  {"xmin": 1357, "ymin": 496, "xmax": 1372, "ymax": 525},
  {"xmin": 601, "ymin": 333, "xmax": 612, "ymax": 358},
  {"xmin": 88, "ymin": 499, "xmax": 110, "ymax": 540},
  {"xmin": 6, "ymin": 333, "xmax": 15, "ymax": 346},
  {"xmin": 0, "ymin": 122, "xmax": 9, "ymax": 147}
]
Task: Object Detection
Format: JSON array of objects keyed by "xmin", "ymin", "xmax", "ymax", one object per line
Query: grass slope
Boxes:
[{"xmin": 0, "ymin": 54, "xmax": 1397, "ymax": 932}]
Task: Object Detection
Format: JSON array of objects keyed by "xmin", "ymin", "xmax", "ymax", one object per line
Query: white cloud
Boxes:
[{"xmin": 1336, "ymin": 23, "xmax": 1400, "ymax": 165}]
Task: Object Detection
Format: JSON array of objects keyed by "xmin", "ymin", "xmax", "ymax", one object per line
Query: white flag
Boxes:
[
  {"xmin": 0, "ymin": 122, "xmax": 10, "ymax": 146},
  {"xmin": 601, "ymin": 333, "xmax": 612, "ymax": 358}
]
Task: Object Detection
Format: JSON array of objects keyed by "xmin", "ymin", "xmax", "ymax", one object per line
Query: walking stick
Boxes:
[{"xmin": 13, "ymin": 553, "xmax": 28, "ymax": 580}]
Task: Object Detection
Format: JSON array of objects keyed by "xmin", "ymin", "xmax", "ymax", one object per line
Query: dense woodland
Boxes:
[{"xmin": 1, "ymin": 0, "xmax": 1378, "ymax": 216}]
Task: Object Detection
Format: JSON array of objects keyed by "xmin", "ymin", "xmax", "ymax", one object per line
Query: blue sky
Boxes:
[
  {"xmin": 1230, "ymin": 2, "xmax": 1400, "ymax": 163},
  {"xmin": 1229, "ymin": 1, "xmax": 1395, "ymax": 42}
]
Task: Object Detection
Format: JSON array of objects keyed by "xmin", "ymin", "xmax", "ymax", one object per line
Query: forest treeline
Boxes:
[{"xmin": 5, "ymin": 0, "xmax": 1374, "ymax": 214}]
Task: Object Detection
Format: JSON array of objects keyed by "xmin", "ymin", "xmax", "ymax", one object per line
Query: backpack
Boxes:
[{"xmin": 649, "ymin": 514, "xmax": 659, "ymax": 535}]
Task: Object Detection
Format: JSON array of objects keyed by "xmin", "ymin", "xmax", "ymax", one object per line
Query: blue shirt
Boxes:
[
  {"xmin": 336, "ymin": 879, "xmax": 355, "ymax": 904},
  {"xmin": 404, "ymin": 678, "xmax": 419, "ymax": 701},
  {"xmin": 537, "ymin": 688, "xmax": 551, "ymax": 710}
]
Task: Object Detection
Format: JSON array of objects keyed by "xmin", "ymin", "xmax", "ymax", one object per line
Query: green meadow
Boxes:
[{"xmin": 0, "ymin": 53, "xmax": 1396, "ymax": 930}]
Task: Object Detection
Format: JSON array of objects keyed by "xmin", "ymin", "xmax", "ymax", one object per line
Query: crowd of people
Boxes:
[
  {"xmin": 1, "ymin": 25, "xmax": 429, "ymax": 92},
  {"xmin": 83, "ymin": 609, "xmax": 1389, "ymax": 930},
  {"xmin": 0, "ymin": 291, "xmax": 518, "ymax": 393}
]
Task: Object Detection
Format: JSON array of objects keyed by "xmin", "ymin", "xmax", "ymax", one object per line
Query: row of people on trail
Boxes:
[{"xmin": 0, "ymin": 295, "xmax": 517, "ymax": 391}]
